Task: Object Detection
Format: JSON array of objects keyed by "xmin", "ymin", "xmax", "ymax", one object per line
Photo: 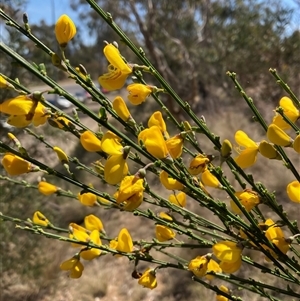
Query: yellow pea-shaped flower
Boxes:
[
  {"xmin": 1, "ymin": 153, "xmax": 31, "ymax": 176},
  {"xmin": 32, "ymin": 211, "xmax": 50, "ymax": 227},
  {"xmin": 138, "ymin": 268, "xmax": 157, "ymax": 289},
  {"xmin": 138, "ymin": 126, "xmax": 170, "ymax": 159},
  {"xmin": 267, "ymin": 124, "xmax": 293, "ymax": 147},
  {"xmin": 155, "ymin": 225, "xmax": 176, "ymax": 242},
  {"xmin": 80, "ymin": 131, "xmax": 102, "ymax": 152},
  {"xmin": 127, "ymin": 83, "xmax": 152, "ymax": 105}
]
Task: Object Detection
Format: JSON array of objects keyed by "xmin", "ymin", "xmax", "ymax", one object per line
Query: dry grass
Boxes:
[{"xmin": 1, "ymin": 88, "xmax": 299, "ymax": 301}]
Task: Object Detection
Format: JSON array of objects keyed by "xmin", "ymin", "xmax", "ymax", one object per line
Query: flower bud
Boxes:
[
  {"xmin": 53, "ymin": 146, "xmax": 69, "ymax": 163},
  {"xmin": 158, "ymin": 212, "xmax": 173, "ymax": 221},
  {"xmin": 55, "ymin": 14, "xmax": 76, "ymax": 47},
  {"xmin": 112, "ymin": 96, "xmax": 131, "ymax": 122},
  {"xmin": 258, "ymin": 140, "xmax": 281, "ymax": 159},
  {"xmin": 221, "ymin": 139, "xmax": 232, "ymax": 158},
  {"xmin": 51, "ymin": 53, "xmax": 68, "ymax": 72},
  {"xmin": 38, "ymin": 181, "xmax": 58, "ymax": 196},
  {"xmin": 287, "ymin": 181, "xmax": 300, "ymax": 203}
]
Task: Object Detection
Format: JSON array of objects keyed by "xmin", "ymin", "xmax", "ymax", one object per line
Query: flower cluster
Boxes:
[{"xmin": 0, "ymin": 11, "xmax": 299, "ymax": 301}]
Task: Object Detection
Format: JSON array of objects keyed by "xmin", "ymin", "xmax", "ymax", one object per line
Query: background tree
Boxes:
[{"xmin": 71, "ymin": 0, "xmax": 299, "ymax": 116}]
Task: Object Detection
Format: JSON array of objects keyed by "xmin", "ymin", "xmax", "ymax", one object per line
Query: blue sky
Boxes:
[
  {"xmin": 25, "ymin": 0, "xmax": 78, "ymax": 26},
  {"xmin": 24, "ymin": 0, "xmax": 299, "ymax": 42}
]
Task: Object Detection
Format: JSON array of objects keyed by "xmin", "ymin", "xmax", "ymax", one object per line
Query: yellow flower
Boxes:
[
  {"xmin": 206, "ymin": 259, "xmax": 222, "ymax": 280},
  {"xmin": 72, "ymin": 226, "xmax": 90, "ymax": 242},
  {"xmin": 234, "ymin": 130, "xmax": 259, "ymax": 168},
  {"xmin": 292, "ymin": 135, "xmax": 300, "ymax": 154},
  {"xmin": 127, "ymin": 83, "xmax": 152, "ymax": 105},
  {"xmin": 112, "ymin": 96, "xmax": 132, "ymax": 122},
  {"xmin": 159, "ymin": 170, "xmax": 184, "ymax": 190},
  {"xmin": 158, "ymin": 212, "xmax": 173, "ymax": 221},
  {"xmin": 70, "ymin": 225, "xmax": 94, "ymax": 251},
  {"xmin": 0, "ymin": 98, "xmax": 49, "ymax": 128},
  {"xmin": 230, "ymin": 190, "xmax": 260, "ymax": 214},
  {"xmin": 77, "ymin": 191, "xmax": 97, "ymax": 206},
  {"xmin": 69, "ymin": 223, "xmax": 89, "ymax": 248},
  {"xmin": 38, "ymin": 181, "xmax": 58, "ymax": 196},
  {"xmin": 103, "ymin": 43, "xmax": 132, "ymax": 74},
  {"xmin": 201, "ymin": 168, "xmax": 221, "ymax": 188},
  {"xmin": 0, "ymin": 75, "xmax": 9, "ymax": 88},
  {"xmin": 84, "ymin": 214, "xmax": 105, "ymax": 233},
  {"xmin": 188, "ymin": 255, "xmax": 210, "ymax": 278},
  {"xmin": 110, "ymin": 228, "xmax": 133, "ymax": 253},
  {"xmin": 188, "ymin": 154, "xmax": 210, "ymax": 175},
  {"xmin": 169, "ymin": 191, "xmax": 186, "ymax": 207},
  {"xmin": 32, "ymin": 113, "xmax": 49, "ymax": 127},
  {"xmin": 48, "ymin": 115, "xmax": 73, "ymax": 130},
  {"xmin": 60, "ymin": 256, "xmax": 84, "ymax": 278},
  {"xmin": 0, "ymin": 95, "xmax": 35, "ymax": 115},
  {"xmin": 80, "ymin": 230, "xmax": 102, "ymax": 260},
  {"xmin": 264, "ymin": 219, "xmax": 283, "ymax": 241},
  {"xmin": 155, "ymin": 225, "xmax": 176, "ymax": 242},
  {"xmin": 216, "ymin": 285, "xmax": 230, "ymax": 301},
  {"xmin": 166, "ymin": 134, "xmax": 184, "ymax": 159},
  {"xmin": 55, "ymin": 14, "xmax": 76, "ymax": 46},
  {"xmin": 1, "ymin": 153, "xmax": 31, "ymax": 175},
  {"xmin": 267, "ymin": 124, "xmax": 293, "ymax": 147},
  {"xmin": 212, "ymin": 241, "xmax": 242, "ymax": 263},
  {"xmin": 287, "ymin": 181, "xmax": 300, "ymax": 203},
  {"xmin": 148, "ymin": 111, "xmax": 169, "ymax": 138},
  {"xmin": 258, "ymin": 140, "xmax": 281, "ymax": 159},
  {"xmin": 101, "ymin": 131, "xmax": 129, "ymax": 185},
  {"xmin": 272, "ymin": 97, "xmax": 300, "ymax": 130},
  {"xmin": 261, "ymin": 219, "xmax": 290, "ymax": 260},
  {"xmin": 138, "ymin": 126, "xmax": 170, "ymax": 159},
  {"xmin": 32, "ymin": 211, "xmax": 50, "ymax": 227},
  {"xmin": 104, "ymin": 154, "xmax": 129, "ymax": 185},
  {"xmin": 6, "ymin": 115, "xmax": 31, "ymax": 128},
  {"xmin": 114, "ymin": 175, "xmax": 144, "ymax": 211},
  {"xmin": 99, "ymin": 67, "xmax": 129, "ymax": 91},
  {"xmin": 80, "ymin": 131, "xmax": 102, "ymax": 152},
  {"xmin": 53, "ymin": 146, "xmax": 69, "ymax": 163},
  {"xmin": 219, "ymin": 258, "xmax": 242, "ymax": 273},
  {"xmin": 101, "ymin": 131, "xmax": 122, "ymax": 155},
  {"xmin": 98, "ymin": 44, "xmax": 132, "ymax": 91},
  {"xmin": 138, "ymin": 268, "xmax": 157, "ymax": 289}
]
